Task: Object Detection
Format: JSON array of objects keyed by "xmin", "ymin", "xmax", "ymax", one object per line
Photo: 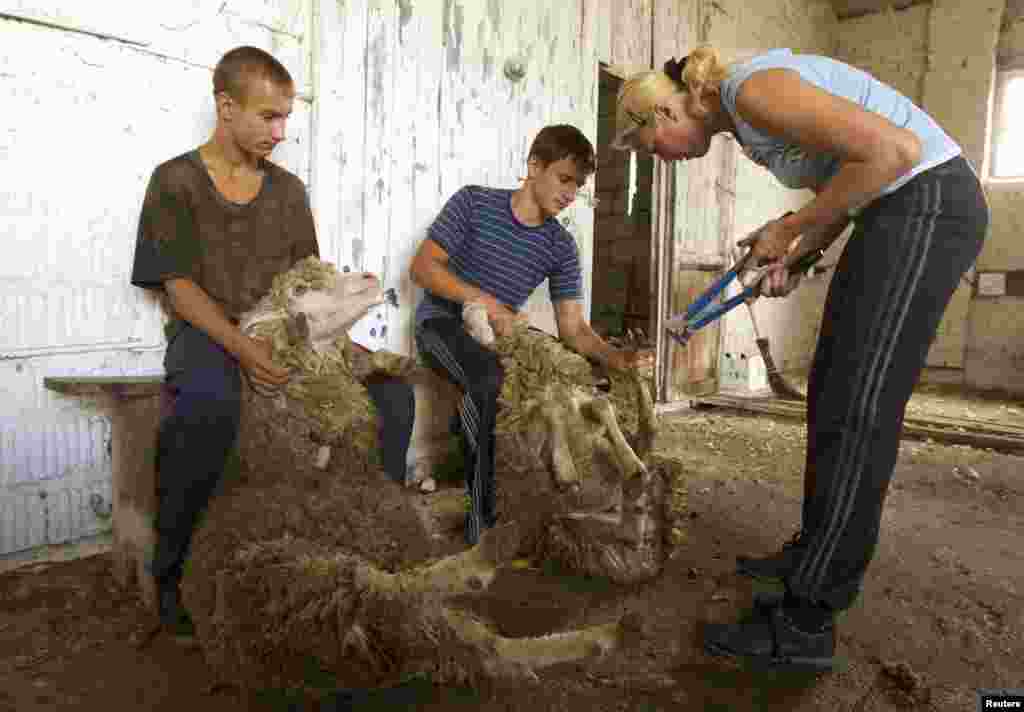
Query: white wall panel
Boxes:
[
  {"xmin": 434, "ymin": 0, "xmax": 599, "ymax": 331},
  {"xmin": 313, "ymin": 0, "xmax": 600, "ymax": 343},
  {"xmin": 0, "ymin": 13, "xmax": 310, "ymax": 357},
  {"xmin": 317, "ymin": 0, "xmax": 369, "ymax": 273},
  {"xmin": 377, "ymin": 0, "xmax": 445, "ymax": 355},
  {"xmin": 0, "ymin": 1, "xmax": 310, "ymax": 556},
  {"xmin": 0, "ymin": 1, "xmax": 309, "ymax": 89},
  {"xmin": 363, "ymin": 0, "xmax": 400, "ymax": 285},
  {"xmin": 0, "ymin": 491, "xmax": 48, "ymax": 554}
]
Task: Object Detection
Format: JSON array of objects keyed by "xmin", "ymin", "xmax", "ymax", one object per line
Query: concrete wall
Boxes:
[
  {"xmin": 835, "ymin": 0, "xmax": 1024, "ymax": 394},
  {"xmin": 834, "ymin": 3, "xmax": 930, "ymax": 104},
  {"xmin": 976, "ymin": 0, "xmax": 1024, "ymax": 393}
]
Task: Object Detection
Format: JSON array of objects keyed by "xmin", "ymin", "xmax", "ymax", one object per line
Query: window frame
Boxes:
[{"xmin": 988, "ymin": 66, "xmax": 1024, "ymax": 182}]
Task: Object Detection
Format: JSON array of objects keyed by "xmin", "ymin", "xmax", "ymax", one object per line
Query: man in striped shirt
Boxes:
[{"xmin": 410, "ymin": 124, "xmax": 650, "ymax": 546}]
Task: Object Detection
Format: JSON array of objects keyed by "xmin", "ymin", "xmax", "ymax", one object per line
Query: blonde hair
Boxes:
[{"xmin": 612, "ymin": 45, "xmax": 730, "ymax": 151}]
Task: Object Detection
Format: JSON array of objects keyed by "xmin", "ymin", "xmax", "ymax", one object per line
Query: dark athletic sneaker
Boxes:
[{"xmin": 703, "ymin": 603, "xmax": 836, "ymax": 672}]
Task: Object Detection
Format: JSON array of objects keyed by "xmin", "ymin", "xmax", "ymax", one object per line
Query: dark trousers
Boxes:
[
  {"xmin": 363, "ymin": 377, "xmax": 416, "ymax": 485},
  {"xmin": 150, "ymin": 324, "xmax": 242, "ymax": 589},
  {"xmin": 788, "ymin": 156, "xmax": 988, "ymax": 610},
  {"xmin": 415, "ymin": 318, "xmax": 504, "ymax": 545}
]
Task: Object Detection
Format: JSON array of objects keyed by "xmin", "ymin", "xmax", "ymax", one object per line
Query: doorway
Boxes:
[{"xmin": 590, "ymin": 66, "xmax": 656, "ymax": 342}]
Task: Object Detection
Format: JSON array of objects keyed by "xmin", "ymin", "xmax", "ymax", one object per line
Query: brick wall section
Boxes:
[{"xmin": 592, "ymin": 71, "xmax": 654, "ymax": 336}]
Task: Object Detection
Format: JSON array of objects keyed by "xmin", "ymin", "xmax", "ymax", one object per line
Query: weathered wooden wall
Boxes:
[
  {"xmin": 312, "ymin": 0, "xmax": 603, "ymax": 352},
  {"xmin": 0, "ymin": 0, "xmax": 649, "ymax": 558},
  {"xmin": 0, "ymin": 0, "xmax": 312, "ymax": 558}
]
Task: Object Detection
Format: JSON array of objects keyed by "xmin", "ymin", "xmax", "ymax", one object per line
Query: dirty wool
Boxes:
[{"xmin": 181, "ymin": 258, "xmax": 674, "ymax": 696}]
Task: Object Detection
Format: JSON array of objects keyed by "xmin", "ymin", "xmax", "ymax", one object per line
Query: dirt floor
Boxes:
[{"xmin": 1, "ymin": 382, "xmax": 1022, "ymax": 711}]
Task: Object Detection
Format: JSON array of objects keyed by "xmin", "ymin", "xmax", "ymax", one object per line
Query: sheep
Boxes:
[{"xmin": 178, "ymin": 257, "xmax": 677, "ymax": 694}]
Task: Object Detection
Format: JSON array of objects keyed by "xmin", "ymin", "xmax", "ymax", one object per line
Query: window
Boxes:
[{"xmin": 990, "ymin": 69, "xmax": 1024, "ymax": 179}]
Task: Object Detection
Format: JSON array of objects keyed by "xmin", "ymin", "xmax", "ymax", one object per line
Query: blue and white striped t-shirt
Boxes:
[{"xmin": 414, "ymin": 185, "xmax": 583, "ymax": 325}]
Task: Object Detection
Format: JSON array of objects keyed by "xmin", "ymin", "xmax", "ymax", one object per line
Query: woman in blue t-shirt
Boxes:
[{"xmin": 614, "ymin": 47, "xmax": 988, "ymax": 670}]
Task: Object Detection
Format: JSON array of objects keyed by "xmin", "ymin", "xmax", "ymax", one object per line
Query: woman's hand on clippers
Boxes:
[
  {"xmin": 743, "ymin": 215, "xmax": 800, "ymax": 265},
  {"xmin": 760, "ymin": 260, "xmax": 803, "ymax": 298}
]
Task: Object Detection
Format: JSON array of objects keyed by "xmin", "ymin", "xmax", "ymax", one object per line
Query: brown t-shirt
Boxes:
[{"xmin": 131, "ymin": 149, "xmax": 319, "ymax": 329}]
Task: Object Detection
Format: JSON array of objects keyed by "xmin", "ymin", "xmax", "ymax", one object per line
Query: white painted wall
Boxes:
[
  {"xmin": 0, "ymin": 1, "xmax": 311, "ymax": 557},
  {"xmin": 0, "ymin": 0, "xmax": 607, "ymax": 557},
  {"xmin": 310, "ymin": 0, "xmax": 599, "ymax": 352}
]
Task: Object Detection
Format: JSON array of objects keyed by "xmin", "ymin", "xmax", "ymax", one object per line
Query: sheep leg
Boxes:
[
  {"xmin": 442, "ymin": 607, "xmax": 626, "ymax": 680},
  {"xmin": 632, "ymin": 373, "xmax": 658, "ymax": 459},
  {"xmin": 540, "ymin": 401, "xmax": 581, "ymax": 491},
  {"xmin": 354, "ymin": 521, "xmax": 522, "ymax": 597},
  {"xmin": 579, "ymin": 397, "xmax": 646, "ymax": 480}
]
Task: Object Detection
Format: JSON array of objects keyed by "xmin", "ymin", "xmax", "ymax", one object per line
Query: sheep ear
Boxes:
[
  {"xmin": 663, "ymin": 56, "xmax": 688, "ymax": 86},
  {"xmin": 600, "ymin": 61, "xmax": 634, "ymax": 81}
]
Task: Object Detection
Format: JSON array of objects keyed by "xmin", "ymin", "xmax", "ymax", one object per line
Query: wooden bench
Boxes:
[{"xmin": 43, "ymin": 375, "xmax": 166, "ymax": 610}]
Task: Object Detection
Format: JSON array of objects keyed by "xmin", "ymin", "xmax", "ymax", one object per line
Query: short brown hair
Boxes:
[
  {"xmin": 528, "ymin": 125, "xmax": 596, "ymax": 177},
  {"xmin": 213, "ymin": 46, "xmax": 294, "ymax": 104}
]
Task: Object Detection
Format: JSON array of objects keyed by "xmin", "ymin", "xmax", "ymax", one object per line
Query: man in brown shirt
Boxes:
[{"xmin": 131, "ymin": 46, "xmax": 318, "ymax": 639}]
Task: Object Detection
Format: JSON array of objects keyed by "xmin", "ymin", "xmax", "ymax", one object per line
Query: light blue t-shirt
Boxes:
[{"xmin": 719, "ymin": 49, "xmax": 961, "ymax": 198}]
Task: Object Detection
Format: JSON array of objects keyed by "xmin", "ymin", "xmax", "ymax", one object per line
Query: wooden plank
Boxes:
[
  {"xmin": 653, "ymin": 155, "xmax": 673, "ymax": 402},
  {"xmin": 607, "ymin": 0, "xmax": 651, "ymax": 68},
  {"xmin": 692, "ymin": 393, "xmax": 1024, "ymax": 453},
  {"xmin": 0, "ymin": 1, "xmax": 309, "ymax": 81},
  {"xmin": 578, "ymin": 0, "xmax": 602, "ymax": 326},
  {"xmin": 677, "ymin": 138, "xmax": 731, "ymax": 261},
  {"xmin": 652, "ymin": 0, "xmax": 696, "ymax": 66},
  {"xmin": 385, "ymin": 0, "xmax": 444, "ymax": 356},
  {"xmin": 657, "ymin": 0, "xmax": 704, "ymax": 402},
  {"xmin": 666, "ymin": 272, "xmax": 721, "ymax": 400},
  {"xmin": 339, "ymin": 0, "xmax": 370, "ymax": 272},
  {"xmin": 831, "ymin": 0, "xmax": 931, "ymax": 20},
  {"xmin": 43, "ymin": 375, "xmax": 164, "ymax": 399},
  {"xmin": 906, "ymin": 414, "xmax": 1024, "ymax": 438},
  {"xmin": 308, "ymin": 0, "xmax": 347, "ymax": 265},
  {"xmin": 363, "ymin": 0, "xmax": 398, "ymax": 282},
  {"xmin": 44, "ymin": 375, "xmax": 164, "ymax": 386},
  {"xmin": 664, "ymin": 141, "xmax": 736, "ymax": 401},
  {"xmin": 648, "ymin": 0, "xmax": 693, "ymax": 403},
  {"xmin": 437, "ymin": 0, "xmax": 487, "ymax": 201}
]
